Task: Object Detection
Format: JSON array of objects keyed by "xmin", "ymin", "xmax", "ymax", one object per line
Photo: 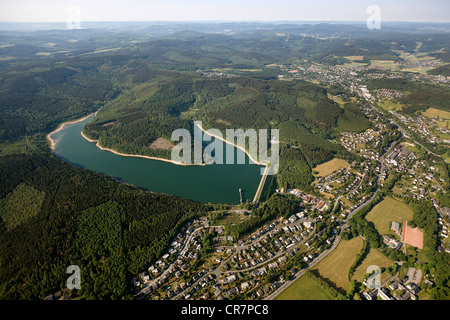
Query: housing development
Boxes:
[
  {"xmin": 0, "ymin": 9, "xmax": 449, "ymax": 305},
  {"xmin": 133, "ymin": 77, "xmax": 450, "ymax": 301}
]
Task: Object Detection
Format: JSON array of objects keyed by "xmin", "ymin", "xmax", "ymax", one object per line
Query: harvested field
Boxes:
[{"xmin": 313, "ymin": 158, "xmax": 350, "ymax": 177}]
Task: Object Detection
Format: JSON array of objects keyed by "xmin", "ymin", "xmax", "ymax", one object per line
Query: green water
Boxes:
[{"xmin": 51, "ymin": 115, "xmax": 263, "ymax": 204}]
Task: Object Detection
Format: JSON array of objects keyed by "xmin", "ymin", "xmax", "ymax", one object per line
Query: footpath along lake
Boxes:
[{"xmin": 49, "ymin": 115, "xmax": 263, "ymax": 204}]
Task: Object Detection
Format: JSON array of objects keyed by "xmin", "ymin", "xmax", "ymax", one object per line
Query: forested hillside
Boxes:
[
  {"xmin": 84, "ymin": 73, "xmax": 363, "ymax": 191},
  {"xmin": 0, "ymin": 154, "xmax": 209, "ymax": 299},
  {"xmin": 1, "ymin": 22, "xmax": 449, "ymax": 300}
]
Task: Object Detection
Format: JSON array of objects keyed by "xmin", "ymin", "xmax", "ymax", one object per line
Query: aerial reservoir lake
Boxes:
[{"xmin": 50, "ymin": 115, "xmax": 263, "ymax": 204}]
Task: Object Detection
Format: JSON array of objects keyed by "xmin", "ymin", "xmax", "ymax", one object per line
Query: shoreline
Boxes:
[
  {"xmin": 195, "ymin": 123, "xmax": 267, "ymax": 167},
  {"xmin": 47, "ymin": 112, "xmax": 269, "ymax": 203},
  {"xmin": 79, "ymin": 130, "xmax": 207, "ymax": 167},
  {"xmin": 48, "ymin": 112, "xmax": 269, "ymax": 173},
  {"xmin": 46, "ymin": 112, "xmax": 97, "ymax": 150},
  {"xmin": 47, "ymin": 112, "xmax": 204, "ymax": 166}
]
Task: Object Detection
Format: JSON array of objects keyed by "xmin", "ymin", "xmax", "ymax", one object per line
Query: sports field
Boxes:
[
  {"xmin": 312, "ymin": 237, "xmax": 363, "ymax": 291},
  {"xmin": 402, "ymin": 221, "xmax": 424, "ymax": 249},
  {"xmin": 274, "ymin": 273, "xmax": 336, "ymax": 300},
  {"xmin": 365, "ymin": 197, "xmax": 413, "ymax": 236},
  {"xmin": 313, "ymin": 158, "xmax": 350, "ymax": 177}
]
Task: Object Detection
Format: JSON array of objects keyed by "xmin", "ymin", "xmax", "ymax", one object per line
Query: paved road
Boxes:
[
  {"xmin": 135, "ymin": 226, "xmax": 205, "ymax": 296},
  {"xmin": 172, "ymin": 218, "xmax": 315, "ymax": 300},
  {"xmin": 381, "ymin": 271, "xmax": 399, "ymax": 288},
  {"xmin": 389, "ymin": 112, "xmax": 449, "ymax": 164},
  {"xmin": 268, "ymin": 91, "xmax": 425, "ymax": 300},
  {"xmin": 266, "ymin": 135, "xmax": 401, "ymax": 300},
  {"xmin": 253, "ymin": 165, "xmax": 270, "ymax": 203},
  {"xmin": 265, "ymin": 189, "xmax": 379, "ymax": 300},
  {"xmin": 221, "ymin": 222, "xmax": 316, "ymax": 275}
]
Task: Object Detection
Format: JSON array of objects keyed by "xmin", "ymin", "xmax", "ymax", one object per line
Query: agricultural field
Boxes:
[
  {"xmin": 352, "ymin": 248, "xmax": 394, "ymax": 284},
  {"xmin": 356, "ymin": 143, "xmax": 366, "ymax": 150},
  {"xmin": 397, "ymin": 49, "xmax": 441, "ymax": 63},
  {"xmin": 403, "ymin": 142, "xmax": 420, "ymax": 153},
  {"xmin": 339, "ymin": 61, "xmax": 367, "ymax": 68},
  {"xmin": 340, "ymin": 197, "xmax": 354, "ymax": 208},
  {"xmin": 442, "ymin": 150, "xmax": 450, "ymax": 163},
  {"xmin": 370, "ymin": 59, "xmax": 399, "ymax": 70},
  {"xmin": 422, "ymin": 107, "xmax": 450, "ymax": 127},
  {"xmin": 392, "ymin": 186, "xmax": 404, "ymax": 196},
  {"xmin": 319, "ymin": 191, "xmax": 335, "ymax": 200},
  {"xmin": 365, "ymin": 197, "xmax": 414, "ymax": 236},
  {"xmin": 344, "ymin": 55, "xmax": 365, "ymax": 62},
  {"xmin": 433, "ymin": 130, "xmax": 450, "ymax": 142},
  {"xmin": 377, "ymin": 100, "xmax": 404, "ymax": 112},
  {"xmin": 338, "ymin": 56, "xmax": 368, "ymax": 68},
  {"xmin": 274, "ymin": 273, "xmax": 336, "ymax": 300},
  {"xmin": 401, "ymin": 67, "xmax": 437, "ymax": 74},
  {"xmin": 313, "ymin": 158, "xmax": 350, "ymax": 177},
  {"xmin": 312, "ymin": 237, "xmax": 363, "ymax": 291},
  {"xmin": 213, "ymin": 211, "xmax": 244, "ymax": 225}
]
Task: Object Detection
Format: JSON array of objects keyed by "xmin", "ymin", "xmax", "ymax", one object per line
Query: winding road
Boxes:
[{"xmin": 266, "ymin": 134, "xmax": 401, "ymax": 300}]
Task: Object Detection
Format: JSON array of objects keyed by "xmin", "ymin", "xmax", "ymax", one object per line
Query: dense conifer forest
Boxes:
[{"xmin": 0, "ymin": 21, "xmax": 449, "ymax": 299}]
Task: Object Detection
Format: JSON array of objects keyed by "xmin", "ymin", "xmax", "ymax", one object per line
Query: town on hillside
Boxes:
[{"xmin": 131, "ymin": 81, "xmax": 450, "ymax": 300}]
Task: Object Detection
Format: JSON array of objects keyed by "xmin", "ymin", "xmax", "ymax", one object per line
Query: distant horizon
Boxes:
[
  {"xmin": 1, "ymin": 1, "xmax": 449, "ymax": 24},
  {"xmin": 1, "ymin": 20, "xmax": 449, "ymax": 23},
  {"xmin": 1, "ymin": 20, "xmax": 449, "ymax": 32},
  {"xmin": 1, "ymin": 20, "xmax": 449, "ymax": 33}
]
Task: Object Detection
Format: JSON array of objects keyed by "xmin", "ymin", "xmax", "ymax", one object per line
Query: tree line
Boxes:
[{"xmin": 0, "ymin": 153, "xmax": 209, "ymax": 299}]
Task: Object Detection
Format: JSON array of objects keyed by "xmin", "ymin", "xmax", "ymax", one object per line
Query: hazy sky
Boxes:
[{"xmin": 1, "ymin": 0, "xmax": 449, "ymax": 23}]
